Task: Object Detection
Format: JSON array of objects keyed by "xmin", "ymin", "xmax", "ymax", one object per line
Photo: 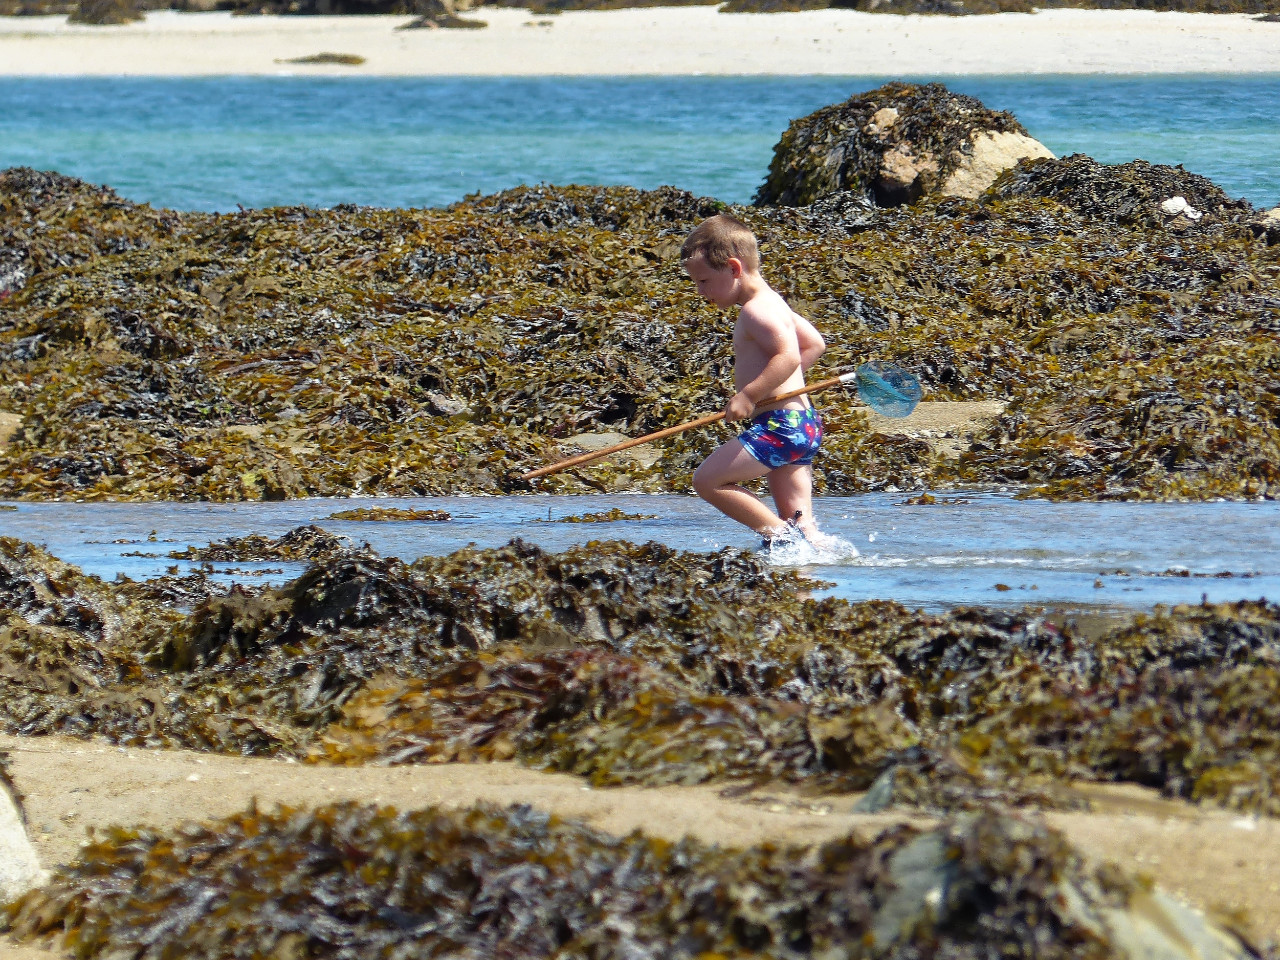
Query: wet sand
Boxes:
[{"xmin": 0, "ymin": 7, "xmax": 1278, "ymax": 75}]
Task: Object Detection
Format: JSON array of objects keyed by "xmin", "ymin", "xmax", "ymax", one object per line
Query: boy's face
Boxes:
[{"xmin": 683, "ymin": 254, "xmax": 741, "ymax": 309}]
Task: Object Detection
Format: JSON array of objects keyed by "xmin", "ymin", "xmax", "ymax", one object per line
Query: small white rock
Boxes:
[{"xmin": 1160, "ymin": 195, "xmax": 1203, "ymax": 221}]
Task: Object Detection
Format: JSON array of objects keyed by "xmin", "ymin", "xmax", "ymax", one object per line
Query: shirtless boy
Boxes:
[{"xmin": 681, "ymin": 214, "xmax": 827, "ymax": 544}]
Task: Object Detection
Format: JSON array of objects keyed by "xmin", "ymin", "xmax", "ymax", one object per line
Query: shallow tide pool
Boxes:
[{"xmin": 4, "ymin": 492, "xmax": 1279, "ymax": 613}]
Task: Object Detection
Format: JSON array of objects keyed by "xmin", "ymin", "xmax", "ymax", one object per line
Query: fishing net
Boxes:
[{"xmin": 855, "ymin": 362, "xmax": 922, "ymax": 418}]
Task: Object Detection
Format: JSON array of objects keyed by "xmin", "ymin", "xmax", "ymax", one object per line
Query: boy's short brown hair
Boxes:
[{"xmin": 681, "ymin": 214, "xmax": 759, "ymax": 273}]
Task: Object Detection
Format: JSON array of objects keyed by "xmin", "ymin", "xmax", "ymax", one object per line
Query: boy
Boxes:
[{"xmin": 682, "ymin": 214, "xmax": 826, "ymax": 545}]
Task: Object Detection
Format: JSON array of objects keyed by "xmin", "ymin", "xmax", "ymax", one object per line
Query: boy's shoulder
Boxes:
[{"xmin": 738, "ymin": 284, "xmax": 796, "ymax": 326}]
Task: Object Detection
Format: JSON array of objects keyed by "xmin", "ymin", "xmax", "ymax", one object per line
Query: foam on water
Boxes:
[{"xmin": 759, "ymin": 528, "xmax": 860, "ymax": 567}]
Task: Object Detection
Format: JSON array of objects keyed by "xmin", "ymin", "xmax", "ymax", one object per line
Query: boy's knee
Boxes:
[{"xmin": 691, "ymin": 464, "xmax": 718, "ymax": 500}]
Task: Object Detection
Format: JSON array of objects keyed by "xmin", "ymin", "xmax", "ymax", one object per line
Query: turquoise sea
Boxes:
[{"xmin": 1, "ymin": 75, "xmax": 1277, "ymax": 212}]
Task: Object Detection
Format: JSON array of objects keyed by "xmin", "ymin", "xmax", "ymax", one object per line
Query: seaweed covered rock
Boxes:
[
  {"xmin": 1, "ymin": 537, "xmax": 131, "ymax": 644},
  {"xmin": 755, "ymin": 81, "xmax": 1053, "ymax": 207},
  {"xmin": 397, "ymin": 0, "xmax": 487, "ymax": 26},
  {"xmin": 0, "ymin": 0, "xmax": 75, "ymax": 11},
  {"xmin": 4, "ymin": 803, "xmax": 1263, "ymax": 960},
  {"xmin": 167, "ymin": 524, "xmax": 350, "ymax": 563},
  {"xmin": 0, "ymin": 168, "xmax": 185, "ymax": 301},
  {"xmin": 230, "ymin": 0, "xmax": 418, "ymax": 13},
  {"xmin": 987, "ymin": 153, "xmax": 1256, "ymax": 230},
  {"xmin": 313, "ymin": 648, "xmax": 914, "ymax": 787},
  {"xmin": 9, "ymin": 535, "xmax": 1280, "ymax": 813}
]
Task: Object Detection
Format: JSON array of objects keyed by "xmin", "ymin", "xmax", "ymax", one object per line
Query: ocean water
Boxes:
[
  {"xmin": 0, "ymin": 75, "xmax": 1276, "ymax": 212},
  {"xmin": 4, "ymin": 492, "xmax": 1279, "ymax": 612}
]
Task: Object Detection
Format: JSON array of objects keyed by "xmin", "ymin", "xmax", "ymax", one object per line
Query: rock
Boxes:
[
  {"xmin": 562, "ymin": 431, "xmax": 660, "ymax": 469},
  {"xmin": 941, "ymin": 130, "xmax": 1055, "ymax": 199},
  {"xmin": 866, "ymin": 812, "xmax": 1258, "ymax": 960},
  {"xmin": 399, "ymin": 3, "xmax": 487, "ymax": 28},
  {"xmin": 0, "ymin": 248, "xmax": 27, "ymax": 299},
  {"xmin": 0, "ymin": 411, "xmax": 20, "ymax": 450},
  {"xmin": 0, "ymin": 757, "xmax": 46, "ymax": 902},
  {"xmin": 853, "ymin": 763, "xmax": 897, "ymax": 812},
  {"xmin": 1161, "ymin": 194, "xmax": 1203, "ymax": 220},
  {"xmin": 425, "ymin": 391, "xmax": 470, "ymax": 417},
  {"xmin": 1249, "ymin": 205, "xmax": 1280, "ymax": 244},
  {"xmin": 754, "ymin": 81, "xmax": 1051, "ymax": 208}
]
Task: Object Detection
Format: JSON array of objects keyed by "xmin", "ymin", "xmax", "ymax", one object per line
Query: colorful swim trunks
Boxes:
[{"xmin": 738, "ymin": 407, "xmax": 823, "ymax": 469}]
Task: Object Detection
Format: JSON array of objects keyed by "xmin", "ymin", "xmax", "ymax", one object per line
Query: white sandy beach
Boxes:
[{"xmin": 0, "ymin": 6, "xmax": 1277, "ymax": 75}]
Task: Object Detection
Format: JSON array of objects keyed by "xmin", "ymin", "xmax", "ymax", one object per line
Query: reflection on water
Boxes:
[{"xmin": 2, "ymin": 492, "xmax": 1278, "ymax": 613}]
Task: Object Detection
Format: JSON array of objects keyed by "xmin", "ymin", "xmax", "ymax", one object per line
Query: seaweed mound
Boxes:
[
  {"xmin": 4, "ymin": 803, "xmax": 1262, "ymax": 960},
  {"xmin": 0, "ymin": 167, "xmax": 184, "ymax": 300},
  {"xmin": 755, "ymin": 81, "xmax": 1053, "ymax": 207},
  {"xmin": 7, "ymin": 534, "xmax": 1280, "ymax": 814},
  {"xmin": 987, "ymin": 153, "xmax": 1256, "ymax": 230},
  {"xmin": 2, "ymin": 141, "xmax": 1278, "ymax": 503}
]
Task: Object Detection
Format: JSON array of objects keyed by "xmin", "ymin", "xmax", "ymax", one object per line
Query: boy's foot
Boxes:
[{"xmin": 759, "ymin": 511, "xmax": 808, "ymax": 552}]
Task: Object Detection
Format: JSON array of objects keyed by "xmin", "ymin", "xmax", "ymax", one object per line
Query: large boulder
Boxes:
[{"xmin": 754, "ymin": 81, "xmax": 1054, "ymax": 208}]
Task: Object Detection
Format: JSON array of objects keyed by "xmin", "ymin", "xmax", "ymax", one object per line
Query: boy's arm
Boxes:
[{"xmin": 795, "ymin": 313, "xmax": 825, "ymax": 372}]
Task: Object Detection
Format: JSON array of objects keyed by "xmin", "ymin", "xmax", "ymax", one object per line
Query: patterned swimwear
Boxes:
[{"xmin": 738, "ymin": 407, "xmax": 823, "ymax": 469}]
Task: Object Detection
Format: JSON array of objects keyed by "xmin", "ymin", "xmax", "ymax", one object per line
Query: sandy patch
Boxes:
[
  {"xmin": 864, "ymin": 399, "xmax": 1005, "ymax": 458},
  {"xmin": 562, "ymin": 430, "xmax": 661, "ymax": 469},
  {"xmin": 2, "ymin": 730, "xmax": 1279, "ymax": 956},
  {"xmin": 0, "ymin": 412, "xmax": 21, "ymax": 451},
  {"xmin": 0, "ymin": 8, "xmax": 1277, "ymax": 76}
]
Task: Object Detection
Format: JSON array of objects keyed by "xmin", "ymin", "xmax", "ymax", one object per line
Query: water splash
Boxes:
[{"xmin": 760, "ymin": 529, "xmax": 860, "ymax": 567}]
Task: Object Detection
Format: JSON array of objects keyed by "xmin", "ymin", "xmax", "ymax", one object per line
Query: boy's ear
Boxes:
[{"xmin": 726, "ymin": 257, "xmax": 744, "ymax": 278}]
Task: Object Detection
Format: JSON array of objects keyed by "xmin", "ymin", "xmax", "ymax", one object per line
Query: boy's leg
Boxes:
[
  {"xmin": 767, "ymin": 463, "xmax": 817, "ymax": 538},
  {"xmin": 692, "ymin": 439, "xmax": 783, "ymax": 533}
]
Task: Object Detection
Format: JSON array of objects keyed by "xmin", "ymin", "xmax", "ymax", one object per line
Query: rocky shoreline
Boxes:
[
  {"xmin": 2, "ymin": 79, "xmax": 1280, "ymax": 960},
  {"xmin": 2, "ymin": 83, "xmax": 1277, "ymax": 504}
]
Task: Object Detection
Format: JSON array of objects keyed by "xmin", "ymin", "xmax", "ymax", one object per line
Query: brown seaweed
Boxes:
[
  {"xmin": 5, "ymin": 534, "xmax": 1280, "ymax": 815},
  {"xmin": 538, "ymin": 507, "xmax": 657, "ymax": 522},
  {"xmin": 2, "ymin": 121, "xmax": 1277, "ymax": 504},
  {"xmin": 323, "ymin": 505, "xmax": 452, "ymax": 521},
  {"xmin": 10, "ymin": 802, "xmax": 1260, "ymax": 960}
]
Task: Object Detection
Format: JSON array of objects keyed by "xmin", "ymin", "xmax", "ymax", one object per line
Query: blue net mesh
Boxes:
[{"xmin": 855, "ymin": 362, "xmax": 922, "ymax": 418}]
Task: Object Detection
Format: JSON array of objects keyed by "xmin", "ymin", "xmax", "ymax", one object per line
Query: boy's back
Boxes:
[{"xmin": 733, "ymin": 288, "xmax": 825, "ymax": 415}]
